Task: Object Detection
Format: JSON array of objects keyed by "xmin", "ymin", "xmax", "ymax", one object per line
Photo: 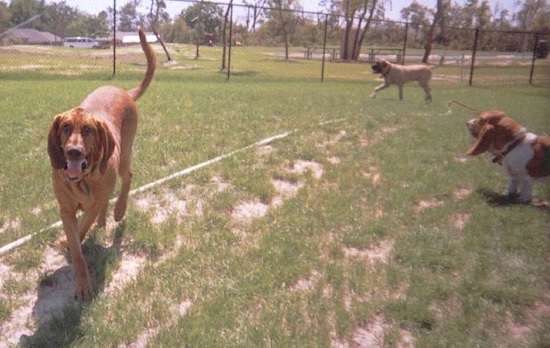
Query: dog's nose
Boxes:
[{"xmin": 66, "ymin": 148, "xmax": 82, "ymax": 159}]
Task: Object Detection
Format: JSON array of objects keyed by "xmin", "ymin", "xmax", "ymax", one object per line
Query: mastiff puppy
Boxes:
[{"xmin": 370, "ymin": 59, "xmax": 433, "ymax": 102}]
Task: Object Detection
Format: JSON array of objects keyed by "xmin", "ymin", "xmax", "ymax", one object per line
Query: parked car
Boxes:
[{"xmin": 63, "ymin": 37, "xmax": 100, "ymax": 49}]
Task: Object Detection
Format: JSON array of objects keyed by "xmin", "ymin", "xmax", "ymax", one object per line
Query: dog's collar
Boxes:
[
  {"xmin": 492, "ymin": 131, "xmax": 526, "ymax": 164},
  {"xmin": 382, "ymin": 66, "xmax": 392, "ymax": 77}
]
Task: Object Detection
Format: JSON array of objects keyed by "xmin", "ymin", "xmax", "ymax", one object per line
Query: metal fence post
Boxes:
[
  {"xmin": 321, "ymin": 14, "xmax": 329, "ymax": 82},
  {"xmin": 227, "ymin": 3, "xmax": 233, "ymax": 81},
  {"xmin": 529, "ymin": 32, "xmax": 539, "ymax": 85},
  {"xmin": 469, "ymin": 27, "xmax": 479, "ymax": 86},
  {"xmin": 113, "ymin": 0, "xmax": 116, "ymax": 77},
  {"xmin": 402, "ymin": 22, "xmax": 409, "ymax": 65}
]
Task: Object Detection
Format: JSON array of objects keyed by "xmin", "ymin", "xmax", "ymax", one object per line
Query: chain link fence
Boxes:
[{"xmin": 1, "ymin": 1, "xmax": 548, "ymax": 87}]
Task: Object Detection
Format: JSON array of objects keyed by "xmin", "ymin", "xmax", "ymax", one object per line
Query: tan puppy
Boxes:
[
  {"xmin": 370, "ymin": 59, "xmax": 433, "ymax": 102},
  {"xmin": 47, "ymin": 29, "xmax": 156, "ymax": 300}
]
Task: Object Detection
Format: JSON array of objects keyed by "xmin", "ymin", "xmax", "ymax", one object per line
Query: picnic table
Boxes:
[
  {"xmin": 303, "ymin": 46, "xmax": 339, "ymax": 61},
  {"xmin": 364, "ymin": 46, "xmax": 405, "ymax": 63}
]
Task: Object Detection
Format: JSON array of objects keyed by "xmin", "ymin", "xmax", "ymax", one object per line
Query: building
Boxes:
[{"xmin": 1, "ymin": 28, "xmax": 62, "ymax": 45}]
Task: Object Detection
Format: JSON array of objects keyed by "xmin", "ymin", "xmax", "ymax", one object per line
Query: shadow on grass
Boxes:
[
  {"xmin": 19, "ymin": 223, "xmax": 126, "ymax": 348},
  {"xmin": 477, "ymin": 188, "xmax": 550, "ymax": 213}
]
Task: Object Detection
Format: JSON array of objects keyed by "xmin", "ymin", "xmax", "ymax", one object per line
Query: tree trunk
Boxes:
[
  {"xmin": 221, "ymin": 1, "xmax": 232, "ymax": 70},
  {"xmin": 422, "ymin": 0, "xmax": 444, "ymax": 63},
  {"xmin": 152, "ymin": 28, "xmax": 171, "ymax": 61}
]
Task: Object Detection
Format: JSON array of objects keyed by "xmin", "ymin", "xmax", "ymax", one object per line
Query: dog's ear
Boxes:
[
  {"xmin": 47, "ymin": 114, "xmax": 66, "ymax": 169},
  {"xmin": 96, "ymin": 120, "xmax": 115, "ymax": 174},
  {"xmin": 493, "ymin": 117, "xmax": 525, "ymax": 151},
  {"xmin": 467, "ymin": 124, "xmax": 495, "ymax": 156}
]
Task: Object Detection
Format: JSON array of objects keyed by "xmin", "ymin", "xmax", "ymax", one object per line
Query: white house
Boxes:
[{"xmin": 115, "ymin": 32, "xmax": 158, "ymax": 45}]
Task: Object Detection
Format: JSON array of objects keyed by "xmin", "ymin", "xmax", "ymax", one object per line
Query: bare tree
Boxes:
[
  {"xmin": 244, "ymin": 0, "xmax": 267, "ymax": 32},
  {"xmin": 149, "ymin": 0, "xmax": 171, "ymax": 61},
  {"xmin": 337, "ymin": 0, "xmax": 380, "ymax": 61},
  {"xmin": 422, "ymin": 0, "xmax": 445, "ymax": 63}
]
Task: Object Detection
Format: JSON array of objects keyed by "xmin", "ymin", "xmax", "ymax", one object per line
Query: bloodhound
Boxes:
[{"xmin": 47, "ymin": 29, "xmax": 156, "ymax": 300}]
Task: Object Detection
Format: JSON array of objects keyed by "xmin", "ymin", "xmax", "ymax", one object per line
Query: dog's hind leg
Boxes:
[
  {"xmin": 419, "ymin": 81, "xmax": 432, "ymax": 102},
  {"xmin": 114, "ymin": 158, "xmax": 133, "ymax": 222},
  {"xmin": 398, "ymin": 85, "xmax": 404, "ymax": 101},
  {"xmin": 115, "ymin": 110, "xmax": 138, "ymax": 222}
]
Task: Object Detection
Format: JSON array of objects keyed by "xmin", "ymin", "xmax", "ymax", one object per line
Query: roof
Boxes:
[
  {"xmin": 3, "ymin": 28, "xmax": 62, "ymax": 44},
  {"xmin": 113, "ymin": 31, "xmax": 158, "ymax": 44}
]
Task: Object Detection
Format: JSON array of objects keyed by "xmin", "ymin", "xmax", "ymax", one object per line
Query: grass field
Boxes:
[{"xmin": 0, "ymin": 45, "xmax": 549, "ymax": 347}]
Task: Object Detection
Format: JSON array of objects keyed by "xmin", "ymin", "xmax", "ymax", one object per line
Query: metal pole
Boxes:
[
  {"xmin": 321, "ymin": 14, "xmax": 329, "ymax": 82},
  {"xmin": 529, "ymin": 32, "xmax": 539, "ymax": 85},
  {"xmin": 113, "ymin": 0, "xmax": 116, "ymax": 77},
  {"xmin": 227, "ymin": 3, "xmax": 233, "ymax": 80},
  {"xmin": 402, "ymin": 22, "xmax": 409, "ymax": 65},
  {"xmin": 195, "ymin": 0, "xmax": 203, "ymax": 59},
  {"xmin": 469, "ymin": 27, "xmax": 479, "ymax": 86}
]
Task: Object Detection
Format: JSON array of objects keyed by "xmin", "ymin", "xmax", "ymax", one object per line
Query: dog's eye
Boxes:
[
  {"xmin": 62, "ymin": 124, "xmax": 72, "ymax": 135},
  {"xmin": 81, "ymin": 126, "xmax": 92, "ymax": 136}
]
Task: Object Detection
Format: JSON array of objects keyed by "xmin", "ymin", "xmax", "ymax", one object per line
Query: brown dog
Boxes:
[
  {"xmin": 370, "ymin": 59, "xmax": 433, "ymax": 102},
  {"xmin": 466, "ymin": 110, "xmax": 550, "ymax": 203},
  {"xmin": 47, "ymin": 29, "xmax": 156, "ymax": 300}
]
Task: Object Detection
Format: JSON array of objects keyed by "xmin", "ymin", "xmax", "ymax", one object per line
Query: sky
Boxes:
[{"xmin": 12, "ymin": 0, "xmax": 521, "ymax": 22}]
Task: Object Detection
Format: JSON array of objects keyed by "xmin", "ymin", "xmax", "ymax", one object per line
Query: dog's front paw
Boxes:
[
  {"xmin": 75, "ymin": 277, "xmax": 93, "ymax": 301},
  {"xmin": 370, "ymin": 92, "xmax": 377, "ymax": 98},
  {"xmin": 74, "ymin": 265, "xmax": 93, "ymax": 301}
]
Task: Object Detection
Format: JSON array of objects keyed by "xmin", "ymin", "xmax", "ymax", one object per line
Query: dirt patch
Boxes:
[
  {"xmin": 453, "ymin": 188, "xmax": 472, "ymax": 199},
  {"xmin": 289, "ymin": 160, "xmax": 324, "ymax": 179},
  {"xmin": 231, "ymin": 160, "xmax": 324, "ymax": 225},
  {"xmin": 505, "ymin": 294, "xmax": 550, "ymax": 345},
  {"xmin": 290, "ymin": 271, "xmax": 322, "ymax": 292},
  {"xmin": 0, "ymin": 218, "xmax": 21, "ymax": 235},
  {"xmin": 332, "ymin": 313, "xmax": 415, "ymax": 348},
  {"xmin": 343, "ymin": 240, "xmax": 394, "ymax": 264},
  {"xmin": 363, "ymin": 167, "xmax": 383, "ymax": 186},
  {"xmin": 414, "ymin": 198, "xmax": 444, "ymax": 213},
  {"xmin": 231, "ymin": 199, "xmax": 270, "ymax": 223},
  {"xmin": 360, "ymin": 127, "xmax": 400, "ymax": 147},
  {"xmin": 451, "ymin": 213, "xmax": 471, "ymax": 231}
]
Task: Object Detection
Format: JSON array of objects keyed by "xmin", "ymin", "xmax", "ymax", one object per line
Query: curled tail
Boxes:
[{"xmin": 128, "ymin": 29, "xmax": 156, "ymax": 101}]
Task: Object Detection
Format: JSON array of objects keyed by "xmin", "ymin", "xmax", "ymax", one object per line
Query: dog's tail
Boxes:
[
  {"xmin": 128, "ymin": 29, "xmax": 156, "ymax": 101},
  {"xmin": 448, "ymin": 100, "xmax": 479, "ymax": 112}
]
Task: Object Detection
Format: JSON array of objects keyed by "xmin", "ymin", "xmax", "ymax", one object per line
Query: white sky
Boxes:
[{"xmin": 9, "ymin": 0, "xmax": 520, "ymax": 22}]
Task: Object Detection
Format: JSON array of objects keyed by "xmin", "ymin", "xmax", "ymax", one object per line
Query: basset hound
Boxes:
[{"xmin": 466, "ymin": 110, "xmax": 550, "ymax": 203}]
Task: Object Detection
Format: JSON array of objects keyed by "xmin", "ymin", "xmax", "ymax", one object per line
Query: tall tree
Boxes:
[
  {"xmin": 118, "ymin": 0, "xmax": 142, "ymax": 31},
  {"xmin": 265, "ymin": 0, "xmax": 301, "ymax": 60},
  {"xmin": 0, "ymin": 1, "xmax": 13, "ymax": 33},
  {"xmin": 336, "ymin": 0, "xmax": 381, "ymax": 61},
  {"xmin": 421, "ymin": 0, "xmax": 446, "ymax": 62},
  {"xmin": 243, "ymin": 0, "xmax": 267, "ymax": 32},
  {"xmin": 8, "ymin": 0, "xmax": 43, "ymax": 25}
]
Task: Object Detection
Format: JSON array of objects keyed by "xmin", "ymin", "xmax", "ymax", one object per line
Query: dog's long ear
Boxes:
[
  {"xmin": 467, "ymin": 124, "xmax": 495, "ymax": 156},
  {"xmin": 96, "ymin": 120, "xmax": 115, "ymax": 174},
  {"xmin": 47, "ymin": 114, "xmax": 66, "ymax": 169}
]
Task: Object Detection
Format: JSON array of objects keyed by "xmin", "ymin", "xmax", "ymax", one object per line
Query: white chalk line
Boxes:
[{"xmin": 0, "ymin": 118, "xmax": 347, "ymax": 256}]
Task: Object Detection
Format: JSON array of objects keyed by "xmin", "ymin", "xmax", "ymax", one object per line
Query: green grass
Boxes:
[{"xmin": 0, "ymin": 46, "xmax": 549, "ymax": 347}]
